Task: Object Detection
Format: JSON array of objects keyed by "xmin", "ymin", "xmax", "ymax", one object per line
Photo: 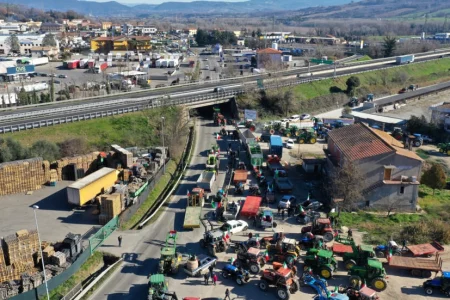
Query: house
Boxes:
[
  {"xmin": 101, "ymin": 22, "xmax": 112, "ymax": 30},
  {"xmin": 256, "ymin": 48, "xmax": 282, "ymax": 69},
  {"xmin": 430, "ymin": 102, "xmax": 450, "ymax": 132},
  {"xmin": 324, "ymin": 123, "xmax": 423, "ymax": 211},
  {"xmin": 302, "ymin": 157, "xmax": 326, "ymax": 174},
  {"xmin": 30, "ymin": 46, "xmax": 59, "ymax": 57},
  {"xmin": 237, "ymin": 39, "xmax": 245, "ymax": 46},
  {"xmin": 121, "ymin": 24, "xmax": 157, "ymax": 36},
  {"xmin": 90, "ymin": 36, "xmax": 152, "ymax": 53},
  {"xmin": 0, "ymin": 34, "xmax": 60, "ymax": 55},
  {"xmin": 40, "ymin": 22, "xmax": 65, "ymax": 33}
]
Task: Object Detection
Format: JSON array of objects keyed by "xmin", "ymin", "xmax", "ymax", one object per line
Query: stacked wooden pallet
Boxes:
[
  {"xmin": 49, "ymin": 169, "xmax": 58, "ymax": 183},
  {"xmin": 53, "ymin": 152, "xmax": 100, "ymax": 181},
  {"xmin": 99, "ymin": 193, "xmax": 121, "ymax": 225},
  {"xmin": 0, "ymin": 158, "xmax": 50, "ymax": 196}
]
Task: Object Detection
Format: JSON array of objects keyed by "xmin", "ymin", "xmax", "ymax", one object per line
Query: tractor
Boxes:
[
  {"xmin": 301, "ymin": 218, "xmax": 337, "ymax": 242},
  {"xmin": 148, "ymin": 274, "xmax": 179, "ymax": 300},
  {"xmin": 188, "ymin": 188, "xmax": 206, "ymax": 207},
  {"xmin": 438, "ymin": 143, "xmax": 450, "ymax": 156},
  {"xmin": 343, "ymin": 244, "xmax": 377, "ymax": 270},
  {"xmin": 158, "ymin": 231, "xmax": 181, "ymax": 275},
  {"xmin": 297, "ymin": 129, "xmax": 317, "ymax": 144},
  {"xmin": 285, "ymin": 125, "xmax": 300, "ymax": 138},
  {"xmin": 423, "ymin": 271, "xmax": 450, "ymax": 296},
  {"xmin": 235, "ymin": 247, "xmax": 267, "ymax": 274},
  {"xmin": 266, "ymin": 238, "xmax": 301, "ymax": 266},
  {"xmin": 391, "ymin": 127, "xmax": 404, "ymax": 141},
  {"xmin": 303, "ymin": 248, "xmax": 337, "ymax": 279},
  {"xmin": 210, "ymin": 144, "xmax": 220, "ymax": 157},
  {"xmin": 348, "ymin": 259, "xmax": 388, "ymax": 292},
  {"xmin": 200, "ymin": 226, "xmax": 229, "ymax": 256},
  {"xmin": 348, "ymin": 97, "xmax": 359, "ymax": 107},
  {"xmin": 255, "ymin": 210, "xmax": 278, "ymax": 229},
  {"xmin": 206, "ymin": 154, "xmax": 218, "ymax": 171},
  {"xmin": 259, "ymin": 265, "xmax": 300, "ymax": 300}
]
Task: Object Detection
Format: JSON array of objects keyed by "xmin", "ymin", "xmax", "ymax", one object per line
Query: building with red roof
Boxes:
[{"xmin": 256, "ymin": 48, "xmax": 282, "ymax": 69}]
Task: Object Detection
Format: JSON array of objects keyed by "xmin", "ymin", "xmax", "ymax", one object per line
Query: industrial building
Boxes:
[{"xmin": 0, "ymin": 34, "xmax": 60, "ymax": 55}]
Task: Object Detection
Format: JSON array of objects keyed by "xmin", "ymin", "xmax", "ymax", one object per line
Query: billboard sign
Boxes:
[
  {"xmin": 7, "ymin": 65, "xmax": 35, "ymax": 75},
  {"xmin": 244, "ymin": 109, "xmax": 257, "ymax": 120}
]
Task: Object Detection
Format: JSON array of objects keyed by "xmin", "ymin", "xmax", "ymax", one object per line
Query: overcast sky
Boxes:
[{"xmin": 88, "ymin": 0, "xmax": 247, "ymax": 4}]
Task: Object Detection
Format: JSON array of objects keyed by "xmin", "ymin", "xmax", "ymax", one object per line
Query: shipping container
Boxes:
[
  {"xmin": 79, "ymin": 59, "xmax": 88, "ymax": 68},
  {"xmin": 87, "ymin": 59, "xmax": 96, "ymax": 68},
  {"xmin": 269, "ymin": 135, "xmax": 283, "ymax": 158},
  {"xmin": 67, "ymin": 167, "xmax": 118, "ymax": 206},
  {"xmin": 94, "ymin": 62, "xmax": 108, "ymax": 73},
  {"xmin": 30, "ymin": 57, "xmax": 49, "ymax": 66},
  {"xmin": 240, "ymin": 196, "xmax": 262, "ymax": 218},
  {"xmin": 396, "ymin": 55, "xmax": 414, "ymax": 65},
  {"xmin": 66, "ymin": 60, "xmax": 80, "ymax": 69}
]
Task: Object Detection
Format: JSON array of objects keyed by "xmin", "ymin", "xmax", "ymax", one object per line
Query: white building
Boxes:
[
  {"xmin": 0, "ymin": 34, "xmax": 60, "ymax": 55},
  {"xmin": 121, "ymin": 24, "xmax": 157, "ymax": 36},
  {"xmin": 434, "ymin": 33, "xmax": 450, "ymax": 40},
  {"xmin": 0, "ymin": 22, "xmax": 28, "ymax": 34}
]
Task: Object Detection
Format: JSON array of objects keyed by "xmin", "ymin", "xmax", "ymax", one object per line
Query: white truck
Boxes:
[
  {"xmin": 14, "ymin": 83, "xmax": 48, "ymax": 93},
  {"xmin": 196, "ymin": 171, "xmax": 216, "ymax": 191}
]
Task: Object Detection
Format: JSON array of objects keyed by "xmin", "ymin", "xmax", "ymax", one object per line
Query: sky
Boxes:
[{"xmin": 87, "ymin": 0, "xmax": 247, "ymax": 4}]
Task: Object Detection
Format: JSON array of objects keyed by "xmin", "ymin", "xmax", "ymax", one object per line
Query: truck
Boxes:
[
  {"xmin": 267, "ymin": 155, "xmax": 284, "ymax": 174},
  {"xmin": 239, "ymin": 128, "xmax": 256, "ymax": 147},
  {"xmin": 184, "ymin": 188, "xmax": 205, "ymax": 229},
  {"xmin": 94, "ymin": 62, "xmax": 108, "ymax": 73},
  {"xmin": 269, "ymin": 135, "xmax": 283, "ymax": 158},
  {"xmin": 196, "ymin": 170, "xmax": 216, "ymax": 191},
  {"xmin": 66, "ymin": 60, "xmax": 80, "ymax": 69},
  {"xmin": 396, "ymin": 55, "xmax": 415, "ymax": 65},
  {"xmin": 87, "ymin": 59, "xmax": 96, "ymax": 69},
  {"xmin": 389, "ymin": 253, "xmax": 442, "ymax": 278},
  {"xmin": 274, "ymin": 176, "xmax": 293, "ymax": 194},
  {"xmin": 240, "ymin": 196, "xmax": 262, "ymax": 218},
  {"xmin": 30, "ymin": 57, "xmax": 49, "ymax": 66},
  {"xmin": 67, "ymin": 167, "xmax": 118, "ymax": 206}
]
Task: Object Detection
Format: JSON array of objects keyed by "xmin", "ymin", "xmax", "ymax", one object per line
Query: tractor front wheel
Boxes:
[
  {"xmin": 424, "ymin": 287, "xmax": 434, "ymax": 295},
  {"xmin": 323, "ymin": 232, "xmax": 334, "ymax": 242},
  {"xmin": 349, "ymin": 275, "xmax": 362, "ymax": 289},
  {"xmin": 249, "ymin": 263, "xmax": 260, "ymax": 274},
  {"xmin": 299, "ymin": 139, "xmax": 305, "ymax": 144},
  {"xmin": 319, "ymin": 266, "xmax": 333, "ymax": 279},
  {"xmin": 259, "ymin": 280, "xmax": 269, "ymax": 291},
  {"xmin": 276, "ymin": 288, "xmax": 290, "ymax": 300},
  {"xmin": 371, "ymin": 277, "xmax": 387, "ymax": 292},
  {"xmin": 273, "ymin": 221, "xmax": 278, "ymax": 228},
  {"xmin": 309, "ymin": 138, "xmax": 317, "ymax": 144},
  {"xmin": 236, "ymin": 277, "xmax": 244, "ymax": 285},
  {"xmin": 344, "ymin": 259, "xmax": 357, "ymax": 270}
]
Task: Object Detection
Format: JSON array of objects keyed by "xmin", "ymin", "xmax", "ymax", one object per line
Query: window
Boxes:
[{"xmin": 400, "ymin": 186, "xmax": 405, "ymax": 194}]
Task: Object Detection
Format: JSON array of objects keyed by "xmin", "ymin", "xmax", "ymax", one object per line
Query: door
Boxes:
[{"xmin": 383, "ymin": 168, "xmax": 392, "ymax": 180}]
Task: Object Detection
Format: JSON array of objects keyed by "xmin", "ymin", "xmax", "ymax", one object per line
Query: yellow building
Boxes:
[
  {"xmin": 91, "ymin": 36, "xmax": 152, "ymax": 53},
  {"xmin": 101, "ymin": 22, "xmax": 112, "ymax": 30}
]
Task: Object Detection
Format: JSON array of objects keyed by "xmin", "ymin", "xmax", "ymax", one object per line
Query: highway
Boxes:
[{"xmin": 0, "ymin": 50, "xmax": 449, "ymax": 128}]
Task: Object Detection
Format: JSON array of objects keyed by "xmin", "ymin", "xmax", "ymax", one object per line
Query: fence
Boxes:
[{"xmin": 10, "ymin": 216, "xmax": 119, "ymax": 300}]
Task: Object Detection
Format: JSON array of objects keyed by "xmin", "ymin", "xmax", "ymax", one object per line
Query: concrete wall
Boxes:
[{"xmin": 365, "ymin": 183, "xmax": 419, "ymax": 211}]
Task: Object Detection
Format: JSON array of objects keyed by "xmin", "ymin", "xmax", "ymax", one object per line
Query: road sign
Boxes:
[{"xmin": 310, "ymin": 59, "xmax": 334, "ymax": 65}]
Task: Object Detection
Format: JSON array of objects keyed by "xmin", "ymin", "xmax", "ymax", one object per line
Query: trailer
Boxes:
[
  {"xmin": 239, "ymin": 128, "xmax": 256, "ymax": 147},
  {"xmin": 240, "ymin": 196, "xmax": 262, "ymax": 218},
  {"xmin": 15, "ymin": 82, "xmax": 48, "ymax": 93},
  {"xmin": 87, "ymin": 59, "xmax": 96, "ymax": 68},
  {"xmin": 267, "ymin": 155, "xmax": 284, "ymax": 174},
  {"xmin": 183, "ymin": 188, "xmax": 205, "ymax": 229},
  {"xmin": 396, "ymin": 54, "xmax": 414, "ymax": 65},
  {"xmin": 66, "ymin": 60, "xmax": 80, "ymax": 69},
  {"xmin": 269, "ymin": 135, "xmax": 283, "ymax": 158},
  {"xmin": 183, "ymin": 254, "xmax": 217, "ymax": 277},
  {"xmin": 196, "ymin": 171, "xmax": 216, "ymax": 191},
  {"xmin": 407, "ymin": 241, "xmax": 444, "ymax": 257},
  {"xmin": 94, "ymin": 62, "xmax": 107, "ymax": 73},
  {"xmin": 388, "ymin": 253, "xmax": 442, "ymax": 278},
  {"xmin": 233, "ymin": 169, "xmax": 248, "ymax": 184}
]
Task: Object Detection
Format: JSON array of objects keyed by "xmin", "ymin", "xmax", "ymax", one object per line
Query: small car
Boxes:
[
  {"xmin": 220, "ymin": 220, "xmax": 248, "ymax": 235},
  {"xmin": 289, "ymin": 115, "xmax": 300, "ymax": 122},
  {"xmin": 300, "ymin": 114, "xmax": 311, "ymax": 120},
  {"xmin": 58, "ymin": 74, "xmax": 67, "ymax": 78},
  {"xmin": 286, "ymin": 139, "xmax": 295, "ymax": 149},
  {"xmin": 398, "ymin": 88, "xmax": 407, "ymax": 94},
  {"xmin": 278, "ymin": 195, "xmax": 297, "ymax": 209}
]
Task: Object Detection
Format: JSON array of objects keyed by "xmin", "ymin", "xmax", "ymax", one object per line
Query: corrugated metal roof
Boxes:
[
  {"xmin": 328, "ymin": 123, "xmax": 395, "ymax": 161},
  {"xmin": 351, "ymin": 111, "xmax": 405, "ymax": 124},
  {"xmin": 68, "ymin": 167, "xmax": 117, "ymax": 190}
]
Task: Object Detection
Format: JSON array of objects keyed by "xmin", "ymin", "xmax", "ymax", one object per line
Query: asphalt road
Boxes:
[{"xmin": 88, "ymin": 116, "xmax": 228, "ymax": 300}]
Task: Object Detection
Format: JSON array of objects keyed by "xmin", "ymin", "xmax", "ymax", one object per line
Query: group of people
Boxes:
[
  {"xmin": 203, "ymin": 265, "xmax": 231, "ymax": 300},
  {"xmin": 277, "ymin": 205, "xmax": 296, "ymax": 219}
]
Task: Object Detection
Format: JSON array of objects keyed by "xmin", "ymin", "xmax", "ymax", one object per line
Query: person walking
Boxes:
[
  {"xmin": 212, "ymin": 272, "xmax": 218, "ymax": 286},
  {"xmin": 118, "ymin": 236, "xmax": 122, "ymax": 247},
  {"xmin": 281, "ymin": 209, "xmax": 285, "ymax": 220},
  {"xmin": 204, "ymin": 272, "xmax": 210, "ymax": 285},
  {"xmin": 277, "ymin": 206, "xmax": 281, "ymax": 216},
  {"xmin": 224, "ymin": 288, "xmax": 231, "ymax": 300},
  {"xmin": 208, "ymin": 265, "xmax": 214, "ymax": 277}
]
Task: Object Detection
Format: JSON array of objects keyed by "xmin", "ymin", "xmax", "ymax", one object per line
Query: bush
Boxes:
[
  {"xmin": 400, "ymin": 220, "xmax": 450, "ymax": 244},
  {"xmin": 29, "ymin": 140, "xmax": 60, "ymax": 161}
]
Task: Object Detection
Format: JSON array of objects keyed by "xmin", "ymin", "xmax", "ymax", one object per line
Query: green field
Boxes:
[
  {"xmin": 292, "ymin": 58, "xmax": 450, "ymax": 101},
  {"xmin": 349, "ymin": 55, "xmax": 372, "ymax": 64}
]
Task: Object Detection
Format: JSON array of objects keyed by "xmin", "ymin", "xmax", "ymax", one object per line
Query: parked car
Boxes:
[
  {"xmin": 289, "ymin": 115, "xmax": 300, "ymax": 122},
  {"xmin": 300, "ymin": 114, "xmax": 311, "ymax": 120},
  {"xmin": 286, "ymin": 139, "xmax": 295, "ymax": 149},
  {"xmin": 278, "ymin": 195, "xmax": 297, "ymax": 209},
  {"xmin": 220, "ymin": 220, "xmax": 248, "ymax": 235},
  {"xmin": 398, "ymin": 88, "xmax": 407, "ymax": 94},
  {"xmin": 58, "ymin": 74, "xmax": 67, "ymax": 78},
  {"xmin": 301, "ymin": 199, "xmax": 323, "ymax": 211}
]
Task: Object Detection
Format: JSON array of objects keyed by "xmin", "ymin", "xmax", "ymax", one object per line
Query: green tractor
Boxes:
[
  {"xmin": 297, "ymin": 129, "xmax": 317, "ymax": 144},
  {"xmin": 343, "ymin": 243, "xmax": 377, "ymax": 270},
  {"xmin": 303, "ymin": 248, "xmax": 337, "ymax": 279},
  {"xmin": 284, "ymin": 125, "xmax": 300, "ymax": 138},
  {"xmin": 348, "ymin": 259, "xmax": 388, "ymax": 292},
  {"xmin": 148, "ymin": 274, "xmax": 179, "ymax": 300},
  {"xmin": 206, "ymin": 154, "xmax": 218, "ymax": 171},
  {"xmin": 158, "ymin": 231, "xmax": 181, "ymax": 275},
  {"xmin": 438, "ymin": 143, "xmax": 450, "ymax": 156}
]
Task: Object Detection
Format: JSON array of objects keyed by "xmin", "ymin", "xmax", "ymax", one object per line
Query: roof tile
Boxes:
[{"xmin": 257, "ymin": 48, "xmax": 282, "ymax": 54}]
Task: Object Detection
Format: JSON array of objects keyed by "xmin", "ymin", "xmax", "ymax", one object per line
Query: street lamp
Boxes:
[
  {"xmin": 161, "ymin": 117, "xmax": 165, "ymax": 174},
  {"xmin": 32, "ymin": 205, "xmax": 49, "ymax": 300}
]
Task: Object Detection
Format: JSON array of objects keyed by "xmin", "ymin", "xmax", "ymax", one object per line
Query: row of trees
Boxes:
[
  {"xmin": 195, "ymin": 29, "xmax": 237, "ymax": 46},
  {"xmin": 0, "ymin": 5, "xmax": 84, "ymax": 23}
]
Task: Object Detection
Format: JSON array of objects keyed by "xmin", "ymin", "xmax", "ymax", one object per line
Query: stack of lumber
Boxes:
[
  {"xmin": 99, "ymin": 193, "xmax": 121, "ymax": 225},
  {"xmin": 0, "ymin": 158, "xmax": 50, "ymax": 195},
  {"xmin": 53, "ymin": 152, "xmax": 100, "ymax": 181}
]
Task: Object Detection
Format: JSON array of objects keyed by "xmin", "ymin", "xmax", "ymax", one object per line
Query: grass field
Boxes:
[
  {"xmin": 292, "ymin": 58, "xmax": 450, "ymax": 101},
  {"xmin": 349, "ymin": 55, "xmax": 372, "ymax": 63}
]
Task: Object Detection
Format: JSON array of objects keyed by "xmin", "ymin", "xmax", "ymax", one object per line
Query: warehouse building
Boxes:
[{"xmin": 0, "ymin": 34, "xmax": 60, "ymax": 55}]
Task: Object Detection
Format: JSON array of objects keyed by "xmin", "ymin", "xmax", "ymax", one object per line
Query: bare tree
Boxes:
[{"xmin": 326, "ymin": 161, "xmax": 363, "ymax": 215}]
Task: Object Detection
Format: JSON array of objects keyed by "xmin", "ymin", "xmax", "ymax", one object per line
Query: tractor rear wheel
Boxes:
[
  {"xmin": 249, "ymin": 263, "xmax": 260, "ymax": 274},
  {"xmin": 349, "ymin": 275, "xmax": 362, "ymax": 289},
  {"xmin": 447, "ymin": 150, "xmax": 450, "ymax": 156},
  {"xmin": 376, "ymin": 251, "xmax": 385, "ymax": 258},
  {"xmin": 276, "ymin": 288, "xmax": 290, "ymax": 300},
  {"xmin": 319, "ymin": 266, "xmax": 333, "ymax": 279},
  {"xmin": 411, "ymin": 269, "xmax": 421, "ymax": 277},
  {"xmin": 323, "ymin": 232, "xmax": 334, "ymax": 242},
  {"xmin": 371, "ymin": 277, "xmax": 387, "ymax": 292},
  {"xmin": 299, "ymin": 139, "xmax": 305, "ymax": 144},
  {"xmin": 422, "ymin": 270, "xmax": 432, "ymax": 278},
  {"xmin": 290, "ymin": 280, "xmax": 299, "ymax": 293},
  {"xmin": 258, "ymin": 280, "xmax": 269, "ymax": 291},
  {"xmin": 344, "ymin": 259, "xmax": 357, "ymax": 270}
]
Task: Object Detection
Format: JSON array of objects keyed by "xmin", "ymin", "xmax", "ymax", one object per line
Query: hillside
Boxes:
[
  {"xmin": 291, "ymin": 0, "xmax": 450, "ymax": 20},
  {"xmin": 0, "ymin": 0, "xmax": 353, "ymax": 16}
]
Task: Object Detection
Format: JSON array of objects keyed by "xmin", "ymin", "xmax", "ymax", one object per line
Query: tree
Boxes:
[
  {"xmin": 5, "ymin": 34, "xmax": 20, "ymax": 53},
  {"xmin": 382, "ymin": 35, "xmax": 397, "ymax": 57},
  {"xmin": 17, "ymin": 87, "xmax": 28, "ymax": 106},
  {"xmin": 251, "ymin": 30, "xmax": 256, "ymax": 38},
  {"xmin": 256, "ymin": 28, "xmax": 262, "ymax": 37},
  {"xmin": 29, "ymin": 140, "xmax": 60, "ymax": 161},
  {"xmin": 49, "ymin": 79, "xmax": 55, "ymax": 102},
  {"xmin": 422, "ymin": 163, "xmax": 447, "ymax": 195},
  {"xmin": 42, "ymin": 33, "xmax": 57, "ymax": 47},
  {"xmin": 327, "ymin": 161, "xmax": 363, "ymax": 215},
  {"xmin": 345, "ymin": 76, "xmax": 360, "ymax": 95}
]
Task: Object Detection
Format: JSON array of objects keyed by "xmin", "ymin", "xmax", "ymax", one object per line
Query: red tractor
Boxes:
[
  {"xmin": 301, "ymin": 218, "xmax": 337, "ymax": 242},
  {"xmin": 258, "ymin": 265, "xmax": 299, "ymax": 300}
]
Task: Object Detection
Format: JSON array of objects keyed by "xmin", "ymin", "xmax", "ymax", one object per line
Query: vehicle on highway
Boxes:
[
  {"xmin": 39, "ymin": 73, "xmax": 48, "ymax": 77},
  {"xmin": 289, "ymin": 115, "xmax": 300, "ymax": 122},
  {"xmin": 205, "ymin": 65, "xmax": 209, "ymax": 70},
  {"xmin": 398, "ymin": 88, "xmax": 407, "ymax": 94},
  {"xmin": 58, "ymin": 74, "xmax": 67, "ymax": 78},
  {"xmin": 301, "ymin": 114, "xmax": 311, "ymax": 120},
  {"xmin": 155, "ymin": 84, "xmax": 166, "ymax": 88},
  {"xmin": 220, "ymin": 220, "xmax": 248, "ymax": 235},
  {"xmin": 278, "ymin": 195, "xmax": 297, "ymax": 209},
  {"xmin": 285, "ymin": 139, "xmax": 295, "ymax": 149},
  {"xmin": 214, "ymin": 87, "xmax": 225, "ymax": 93},
  {"xmin": 49, "ymin": 74, "xmax": 57, "ymax": 77}
]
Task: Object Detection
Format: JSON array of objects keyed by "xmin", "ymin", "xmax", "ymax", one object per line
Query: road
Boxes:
[{"xmin": 89, "ymin": 116, "xmax": 227, "ymax": 300}]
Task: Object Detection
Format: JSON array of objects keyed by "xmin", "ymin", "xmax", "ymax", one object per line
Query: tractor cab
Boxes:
[
  {"xmin": 148, "ymin": 274, "xmax": 169, "ymax": 299},
  {"xmin": 238, "ymin": 161, "xmax": 246, "ymax": 170},
  {"xmin": 281, "ymin": 238, "xmax": 299, "ymax": 254},
  {"xmin": 159, "ymin": 231, "xmax": 181, "ymax": 275},
  {"xmin": 257, "ymin": 210, "xmax": 277, "ymax": 229},
  {"xmin": 188, "ymin": 188, "xmax": 205, "ymax": 206}
]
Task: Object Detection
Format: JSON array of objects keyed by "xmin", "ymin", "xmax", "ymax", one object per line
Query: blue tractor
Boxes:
[
  {"xmin": 301, "ymin": 272, "xmax": 349, "ymax": 300},
  {"xmin": 423, "ymin": 271, "xmax": 450, "ymax": 296},
  {"xmin": 373, "ymin": 241, "xmax": 402, "ymax": 259},
  {"xmin": 221, "ymin": 264, "xmax": 250, "ymax": 285}
]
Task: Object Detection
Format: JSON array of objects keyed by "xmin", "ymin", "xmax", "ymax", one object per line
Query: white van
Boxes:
[{"xmin": 289, "ymin": 115, "xmax": 300, "ymax": 122}]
